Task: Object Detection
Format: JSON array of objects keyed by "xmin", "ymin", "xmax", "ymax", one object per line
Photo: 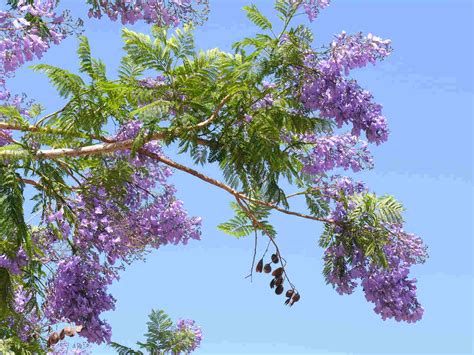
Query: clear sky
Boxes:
[{"xmin": 8, "ymin": 0, "xmax": 473, "ymax": 354}]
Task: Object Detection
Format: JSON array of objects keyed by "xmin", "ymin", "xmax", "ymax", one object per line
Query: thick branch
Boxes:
[{"xmin": 0, "ymin": 93, "xmax": 232, "ymax": 157}]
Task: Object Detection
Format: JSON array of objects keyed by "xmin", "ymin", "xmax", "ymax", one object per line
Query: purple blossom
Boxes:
[
  {"xmin": 0, "ymin": 129, "xmax": 12, "ymax": 146},
  {"xmin": 328, "ymin": 31, "xmax": 392, "ymax": 76},
  {"xmin": 177, "ymin": 319, "xmax": 203, "ymax": 351},
  {"xmin": 300, "ymin": 70, "xmax": 389, "ymax": 144},
  {"xmin": 137, "ymin": 76, "xmax": 166, "ymax": 88},
  {"xmin": 62, "ymin": 122, "xmax": 202, "ymax": 266},
  {"xmin": 0, "ymin": 1, "xmax": 69, "ymax": 82},
  {"xmin": 316, "ymin": 175, "xmax": 367, "ymax": 205},
  {"xmin": 244, "ymin": 114, "xmax": 253, "ymax": 123},
  {"xmin": 252, "ymin": 94, "xmax": 275, "ymax": 110},
  {"xmin": 324, "ymin": 229, "xmax": 427, "ymax": 322},
  {"xmin": 298, "ymin": 32, "xmax": 392, "ymax": 144},
  {"xmin": 0, "ymin": 248, "xmax": 28, "ymax": 275},
  {"xmin": 49, "ymin": 341, "xmax": 91, "ymax": 355},
  {"xmin": 44, "ymin": 256, "xmax": 115, "ymax": 344},
  {"xmin": 87, "ymin": 0, "xmax": 208, "ymax": 26},
  {"xmin": 41, "ymin": 121, "xmax": 202, "ymax": 345},
  {"xmin": 292, "ymin": 0, "xmax": 331, "ymax": 21},
  {"xmin": 13, "ymin": 285, "xmax": 29, "ymax": 314},
  {"xmin": 293, "ymin": 133, "xmax": 373, "ymax": 175}
]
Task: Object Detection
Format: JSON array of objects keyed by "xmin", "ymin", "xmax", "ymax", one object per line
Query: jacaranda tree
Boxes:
[{"xmin": 0, "ymin": 0, "xmax": 428, "ymax": 353}]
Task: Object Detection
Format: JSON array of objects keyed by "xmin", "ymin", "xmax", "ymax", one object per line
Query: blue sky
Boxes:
[{"xmin": 8, "ymin": 0, "xmax": 473, "ymax": 353}]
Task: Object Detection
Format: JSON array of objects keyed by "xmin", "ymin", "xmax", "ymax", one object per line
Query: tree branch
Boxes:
[
  {"xmin": 191, "ymin": 94, "xmax": 233, "ymax": 130},
  {"xmin": 0, "ymin": 121, "xmax": 114, "ymax": 143},
  {"xmin": 138, "ymin": 148, "xmax": 334, "ymax": 224}
]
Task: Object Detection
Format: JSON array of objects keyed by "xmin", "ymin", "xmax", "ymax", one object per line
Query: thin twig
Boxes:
[
  {"xmin": 246, "ymin": 231, "xmax": 258, "ymax": 282},
  {"xmin": 235, "ymin": 197, "xmax": 296, "ymax": 291}
]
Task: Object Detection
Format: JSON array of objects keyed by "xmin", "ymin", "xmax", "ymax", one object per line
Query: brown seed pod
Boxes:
[
  {"xmin": 275, "ymin": 284, "xmax": 284, "ymax": 295},
  {"xmin": 64, "ymin": 326, "xmax": 75, "ymax": 337},
  {"xmin": 47, "ymin": 332, "xmax": 60, "ymax": 347},
  {"xmin": 271, "ymin": 267, "xmax": 284, "ymax": 278},
  {"xmin": 275, "ymin": 277, "xmax": 284, "ymax": 286},
  {"xmin": 270, "ymin": 278, "xmax": 276, "ymax": 289},
  {"xmin": 271, "ymin": 253, "xmax": 279, "ymax": 264},
  {"xmin": 59, "ymin": 329, "xmax": 65, "ymax": 340},
  {"xmin": 289, "ymin": 292, "xmax": 301, "ymax": 306},
  {"xmin": 286, "ymin": 289, "xmax": 294, "ymax": 298},
  {"xmin": 256, "ymin": 259, "xmax": 263, "ymax": 273},
  {"xmin": 263, "ymin": 263, "xmax": 272, "ymax": 273}
]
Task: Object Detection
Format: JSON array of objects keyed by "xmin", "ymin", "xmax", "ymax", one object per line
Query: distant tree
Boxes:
[{"xmin": 110, "ymin": 310, "xmax": 202, "ymax": 354}]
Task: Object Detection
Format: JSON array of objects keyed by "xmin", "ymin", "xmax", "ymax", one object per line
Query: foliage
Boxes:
[{"xmin": 0, "ymin": 0, "xmax": 428, "ymax": 352}]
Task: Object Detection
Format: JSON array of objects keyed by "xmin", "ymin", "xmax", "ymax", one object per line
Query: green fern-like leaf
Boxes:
[
  {"xmin": 30, "ymin": 64, "xmax": 85, "ymax": 98},
  {"xmin": 109, "ymin": 342, "xmax": 143, "ymax": 355},
  {"xmin": 244, "ymin": 4, "xmax": 272, "ymax": 30}
]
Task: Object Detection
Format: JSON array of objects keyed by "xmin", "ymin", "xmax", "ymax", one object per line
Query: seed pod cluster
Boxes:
[
  {"xmin": 254, "ymin": 252, "xmax": 299, "ymax": 305},
  {"xmin": 255, "ymin": 252, "xmax": 280, "ymax": 275},
  {"xmin": 47, "ymin": 325, "xmax": 83, "ymax": 347}
]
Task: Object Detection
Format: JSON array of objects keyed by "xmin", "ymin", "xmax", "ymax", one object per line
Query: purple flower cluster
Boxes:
[
  {"xmin": 44, "ymin": 256, "xmax": 116, "ymax": 344},
  {"xmin": 0, "ymin": 248, "xmax": 28, "ymax": 275},
  {"xmin": 316, "ymin": 177, "xmax": 426, "ymax": 323},
  {"xmin": 72, "ymin": 182, "xmax": 201, "ymax": 265},
  {"xmin": 87, "ymin": 0, "xmax": 208, "ymax": 26},
  {"xmin": 137, "ymin": 75, "xmax": 166, "ymax": 89},
  {"xmin": 11, "ymin": 285, "xmax": 42, "ymax": 342},
  {"xmin": 176, "ymin": 319, "xmax": 203, "ymax": 351},
  {"xmin": 319, "ymin": 175, "xmax": 367, "ymax": 201},
  {"xmin": 43, "ymin": 120, "xmax": 201, "ymax": 344},
  {"xmin": 320, "ymin": 176, "xmax": 367, "ymax": 225},
  {"xmin": 0, "ymin": 129, "xmax": 12, "ymax": 146},
  {"xmin": 13, "ymin": 285, "xmax": 29, "ymax": 314},
  {"xmin": 49, "ymin": 342, "xmax": 91, "ymax": 355},
  {"xmin": 299, "ymin": 32, "xmax": 392, "ymax": 144},
  {"xmin": 295, "ymin": 133, "xmax": 373, "ymax": 175},
  {"xmin": 252, "ymin": 94, "xmax": 274, "ymax": 110},
  {"xmin": 300, "ymin": 69, "xmax": 388, "ymax": 144},
  {"xmin": 251, "ymin": 81, "xmax": 276, "ymax": 110},
  {"xmin": 324, "ymin": 227, "xmax": 427, "ymax": 322},
  {"xmin": 362, "ymin": 241, "xmax": 425, "ymax": 323},
  {"xmin": 292, "ymin": 0, "xmax": 331, "ymax": 21},
  {"xmin": 0, "ymin": 1, "xmax": 68, "ymax": 98},
  {"xmin": 328, "ymin": 31, "xmax": 392, "ymax": 76}
]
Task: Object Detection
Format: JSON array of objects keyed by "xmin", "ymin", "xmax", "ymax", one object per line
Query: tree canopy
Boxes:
[{"xmin": 0, "ymin": 0, "xmax": 427, "ymax": 353}]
